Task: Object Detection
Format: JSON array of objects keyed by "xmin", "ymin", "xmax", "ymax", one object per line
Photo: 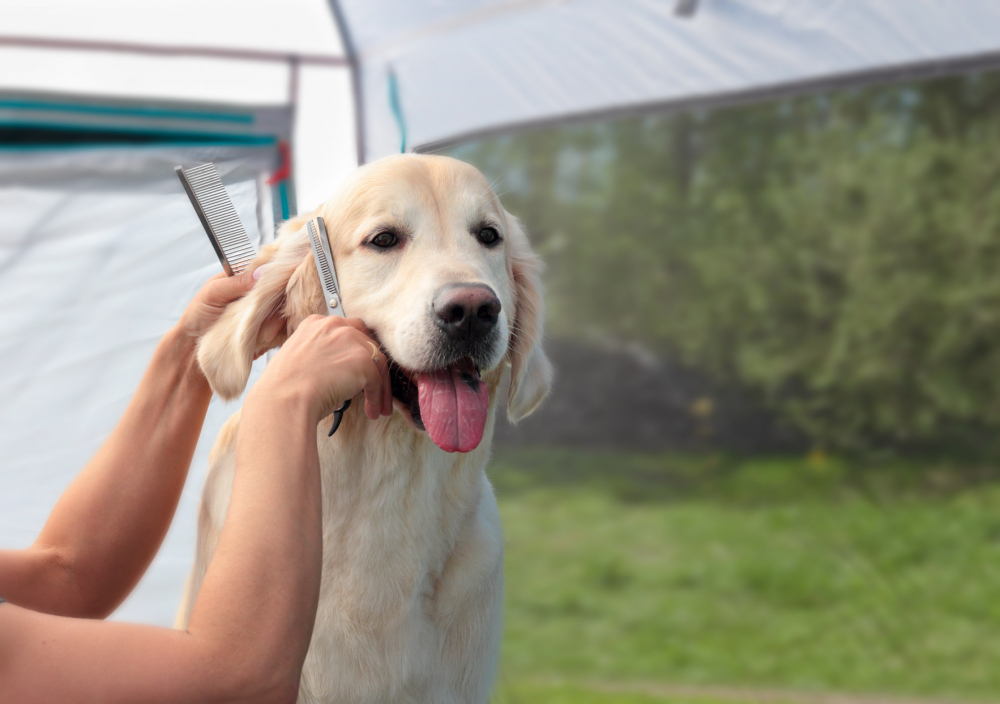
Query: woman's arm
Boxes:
[
  {"xmin": 0, "ymin": 272, "xmax": 257, "ymax": 618},
  {"xmin": 0, "ymin": 315, "xmax": 393, "ymax": 703}
]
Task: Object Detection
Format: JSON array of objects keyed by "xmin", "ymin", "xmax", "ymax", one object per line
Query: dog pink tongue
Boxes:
[{"xmin": 417, "ymin": 365, "xmax": 489, "ymax": 453}]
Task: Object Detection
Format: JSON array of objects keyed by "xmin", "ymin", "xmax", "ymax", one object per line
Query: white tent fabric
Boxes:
[
  {"xmin": 342, "ymin": 0, "xmax": 1000, "ymax": 160},
  {"xmin": 0, "ymin": 147, "xmax": 273, "ymax": 625},
  {"xmin": 1, "ymin": 0, "xmax": 356, "ymax": 210}
]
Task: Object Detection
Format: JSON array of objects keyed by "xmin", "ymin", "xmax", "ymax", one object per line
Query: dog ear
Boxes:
[
  {"xmin": 504, "ymin": 213, "xmax": 553, "ymax": 423},
  {"xmin": 196, "ymin": 216, "xmax": 316, "ymax": 400}
]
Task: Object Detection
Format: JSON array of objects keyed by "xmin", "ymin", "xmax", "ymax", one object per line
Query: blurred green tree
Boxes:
[{"xmin": 448, "ymin": 71, "xmax": 1000, "ymax": 453}]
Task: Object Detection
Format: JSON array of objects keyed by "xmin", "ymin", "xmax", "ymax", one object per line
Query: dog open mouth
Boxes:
[{"xmin": 388, "ymin": 356, "xmax": 488, "ymax": 453}]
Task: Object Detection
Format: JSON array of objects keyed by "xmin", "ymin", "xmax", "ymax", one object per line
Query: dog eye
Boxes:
[
  {"xmin": 477, "ymin": 227, "xmax": 500, "ymax": 246},
  {"xmin": 371, "ymin": 231, "xmax": 399, "ymax": 248}
]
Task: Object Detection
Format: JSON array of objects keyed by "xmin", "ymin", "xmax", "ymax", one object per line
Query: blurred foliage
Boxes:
[
  {"xmin": 448, "ymin": 71, "xmax": 1000, "ymax": 453},
  {"xmin": 491, "ymin": 448, "xmax": 1000, "ymax": 700}
]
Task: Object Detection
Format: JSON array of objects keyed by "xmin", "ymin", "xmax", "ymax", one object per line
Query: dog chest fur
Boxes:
[{"xmin": 183, "ymin": 393, "xmax": 504, "ymax": 704}]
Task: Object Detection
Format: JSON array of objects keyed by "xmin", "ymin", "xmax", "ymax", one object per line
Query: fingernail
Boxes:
[{"xmin": 252, "ymin": 264, "xmax": 270, "ymax": 281}]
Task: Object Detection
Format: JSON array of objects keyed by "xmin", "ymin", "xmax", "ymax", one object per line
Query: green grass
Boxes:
[
  {"xmin": 493, "ymin": 680, "xmax": 747, "ymax": 704},
  {"xmin": 488, "ymin": 448, "xmax": 1000, "ymax": 702}
]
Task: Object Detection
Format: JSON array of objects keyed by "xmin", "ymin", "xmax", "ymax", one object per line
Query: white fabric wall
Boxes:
[{"xmin": 0, "ymin": 146, "xmax": 274, "ymax": 625}]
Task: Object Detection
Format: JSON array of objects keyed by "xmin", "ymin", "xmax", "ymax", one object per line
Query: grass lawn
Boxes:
[
  {"xmin": 488, "ymin": 448, "xmax": 1000, "ymax": 703},
  {"xmin": 493, "ymin": 680, "xmax": 753, "ymax": 704}
]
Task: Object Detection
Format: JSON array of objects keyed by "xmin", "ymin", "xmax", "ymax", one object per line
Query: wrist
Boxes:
[
  {"xmin": 246, "ymin": 378, "xmax": 321, "ymax": 425},
  {"xmin": 163, "ymin": 321, "xmax": 197, "ymax": 352},
  {"xmin": 160, "ymin": 325, "xmax": 209, "ymax": 390}
]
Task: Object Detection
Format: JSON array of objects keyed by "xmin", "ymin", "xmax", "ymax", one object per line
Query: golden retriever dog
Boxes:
[{"xmin": 176, "ymin": 154, "xmax": 552, "ymax": 703}]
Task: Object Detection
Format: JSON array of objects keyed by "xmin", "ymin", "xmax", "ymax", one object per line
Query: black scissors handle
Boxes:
[{"xmin": 328, "ymin": 399, "xmax": 351, "ymax": 436}]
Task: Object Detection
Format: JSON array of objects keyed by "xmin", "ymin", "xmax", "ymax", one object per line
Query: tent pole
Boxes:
[
  {"xmin": 288, "ymin": 56, "xmax": 301, "ymax": 108},
  {"xmin": 0, "ymin": 34, "xmax": 344, "ymax": 65},
  {"xmin": 286, "ymin": 56, "xmax": 300, "ymax": 217},
  {"xmin": 328, "ymin": 0, "xmax": 366, "ymax": 166}
]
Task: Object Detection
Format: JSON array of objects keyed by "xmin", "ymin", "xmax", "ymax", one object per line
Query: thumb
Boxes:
[{"xmin": 204, "ymin": 267, "xmax": 259, "ymax": 307}]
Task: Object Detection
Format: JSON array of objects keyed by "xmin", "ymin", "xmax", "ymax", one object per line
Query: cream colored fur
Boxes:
[{"xmin": 176, "ymin": 155, "xmax": 552, "ymax": 704}]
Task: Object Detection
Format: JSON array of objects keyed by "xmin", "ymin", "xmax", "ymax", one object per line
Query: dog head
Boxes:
[{"xmin": 197, "ymin": 154, "xmax": 552, "ymax": 452}]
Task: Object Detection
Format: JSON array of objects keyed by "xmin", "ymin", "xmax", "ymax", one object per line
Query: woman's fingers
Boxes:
[
  {"xmin": 354, "ymin": 330, "xmax": 390, "ymax": 421},
  {"xmin": 362, "ymin": 368, "xmax": 383, "ymax": 420},
  {"xmin": 382, "ymin": 356, "xmax": 393, "ymax": 417},
  {"xmin": 260, "ymin": 314, "xmax": 396, "ymax": 425},
  {"xmin": 179, "ymin": 269, "xmax": 260, "ymax": 339},
  {"xmin": 340, "ymin": 319, "xmax": 393, "ymax": 418},
  {"xmin": 362, "ymin": 332, "xmax": 393, "ymax": 418},
  {"xmin": 378, "ymin": 340, "xmax": 393, "ymax": 417},
  {"xmin": 310, "ymin": 319, "xmax": 384, "ymax": 420},
  {"xmin": 202, "ymin": 269, "xmax": 256, "ymax": 308}
]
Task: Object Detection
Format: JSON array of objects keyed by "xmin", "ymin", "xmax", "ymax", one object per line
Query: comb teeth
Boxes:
[
  {"xmin": 308, "ymin": 220, "xmax": 339, "ymax": 296},
  {"xmin": 177, "ymin": 163, "xmax": 256, "ymax": 276}
]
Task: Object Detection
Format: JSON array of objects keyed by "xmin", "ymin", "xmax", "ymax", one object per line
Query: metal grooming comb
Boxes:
[
  {"xmin": 307, "ymin": 217, "xmax": 351, "ymax": 436},
  {"xmin": 176, "ymin": 163, "xmax": 257, "ymax": 276}
]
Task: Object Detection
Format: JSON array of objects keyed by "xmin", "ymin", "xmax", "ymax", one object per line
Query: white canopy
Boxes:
[
  {"xmin": 340, "ymin": 0, "xmax": 1000, "ymax": 160},
  {"xmin": 3, "ymin": 0, "xmax": 1000, "ymax": 626},
  {"xmin": 6, "ymin": 2, "xmax": 1000, "ymax": 170}
]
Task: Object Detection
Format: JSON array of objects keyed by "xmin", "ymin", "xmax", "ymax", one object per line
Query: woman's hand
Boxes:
[
  {"xmin": 176, "ymin": 267, "xmax": 263, "ymax": 341},
  {"xmin": 252, "ymin": 315, "xmax": 394, "ymax": 423}
]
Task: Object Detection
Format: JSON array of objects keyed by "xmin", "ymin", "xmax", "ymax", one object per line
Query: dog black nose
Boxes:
[{"xmin": 433, "ymin": 284, "xmax": 501, "ymax": 342}]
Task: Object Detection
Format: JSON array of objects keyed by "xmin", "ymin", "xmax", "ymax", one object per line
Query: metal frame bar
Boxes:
[
  {"xmin": 0, "ymin": 34, "xmax": 346, "ymax": 66},
  {"xmin": 415, "ymin": 49, "xmax": 1000, "ymax": 154},
  {"xmin": 328, "ymin": 0, "xmax": 366, "ymax": 165},
  {"xmin": 0, "ymin": 34, "xmax": 326, "ymax": 216}
]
